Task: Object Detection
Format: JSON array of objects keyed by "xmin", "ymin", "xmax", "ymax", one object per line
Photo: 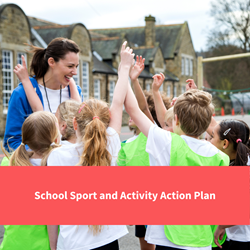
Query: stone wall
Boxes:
[
  {"xmin": 0, "ymin": 4, "xmax": 31, "ymax": 136},
  {"xmin": 165, "ymin": 23, "xmax": 197, "ymax": 96},
  {"xmin": 71, "ymin": 24, "xmax": 93, "ymax": 97}
]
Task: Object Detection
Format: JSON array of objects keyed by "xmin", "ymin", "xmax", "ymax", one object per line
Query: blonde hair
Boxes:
[
  {"xmin": 57, "ymin": 100, "xmax": 80, "ymax": 141},
  {"xmin": 9, "ymin": 111, "xmax": 60, "ymax": 166},
  {"xmin": 75, "ymin": 99, "xmax": 112, "ymax": 166},
  {"xmin": 165, "ymin": 107, "xmax": 174, "ymax": 123},
  {"xmin": 174, "ymin": 89, "xmax": 214, "ymax": 137},
  {"xmin": 75, "ymin": 99, "xmax": 112, "ymax": 235}
]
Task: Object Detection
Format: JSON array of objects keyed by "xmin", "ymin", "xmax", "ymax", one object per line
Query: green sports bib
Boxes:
[
  {"xmin": 164, "ymin": 134, "xmax": 229, "ymax": 247},
  {"xmin": 117, "ymin": 132, "xmax": 149, "ymax": 166},
  {"xmin": 0, "ymin": 225, "xmax": 50, "ymax": 250}
]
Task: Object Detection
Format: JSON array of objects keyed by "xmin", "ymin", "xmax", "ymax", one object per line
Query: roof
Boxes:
[
  {"xmin": 28, "ymin": 16, "xmax": 59, "ymax": 27},
  {"xmin": 93, "ymin": 54, "xmax": 117, "ymax": 75},
  {"xmin": 165, "ymin": 69, "xmax": 179, "ymax": 82},
  {"xmin": 90, "ymin": 23, "xmax": 185, "ymax": 59},
  {"xmin": 92, "ymin": 37, "xmax": 123, "ymax": 60},
  {"xmin": 133, "ymin": 46, "xmax": 158, "ymax": 65}
]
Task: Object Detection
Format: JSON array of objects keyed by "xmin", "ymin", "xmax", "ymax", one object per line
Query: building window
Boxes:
[
  {"xmin": 73, "ymin": 64, "xmax": 80, "ymax": 86},
  {"xmin": 182, "ymin": 85, "xmax": 186, "ymax": 94},
  {"xmin": 82, "ymin": 62, "xmax": 89, "ymax": 100},
  {"xmin": 185, "ymin": 58, "xmax": 189, "ymax": 76},
  {"xmin": 16, "ymin": 52, "xmax": 27, "ymax": 84},
  {"xmin": 167, "ymin": 85, "xmax": 171, "ymax": 97},
  {"xmin": 190, "ymin": 59, "xmax": 193, "ymax": 76},
  {"xmin": 174, "ymin": 86, "xmax": 177, "ymax": 97},
  {"xmin": 94, "ymin": 79, "xmax": 100, "ymax": 100},
  {"xmin": 146, "ymin": 83, "xmax": 150, "ymax": 91},
  {"xmin": 181, "ymin": 57, "xmax": 185, "ymax": 75},
  {"xmin": 2, "ymin": 50, "xmax": 13, "ymax": 114},
  {"xmin": 109, "ymin": 81, "xmax": 115, "ymax": 104},
  {"xmin": 159, "ymin": 83, "xmax": 163, "ymax": 92}
]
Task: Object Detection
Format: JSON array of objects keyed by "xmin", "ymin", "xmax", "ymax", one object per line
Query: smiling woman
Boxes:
[{"xmin": 3, "ymin": 37, "xmax": 82, "ymax": 151}]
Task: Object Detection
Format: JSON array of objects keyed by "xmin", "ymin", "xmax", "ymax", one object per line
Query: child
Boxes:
[
  {"xmin": 209, "ymin": 119, "xmax": 250, "ymax": 166},
  {"xmin": 209, "ymin": 119, "xmax": 250, "ymax": 250},
  {"xmin": 46, "ymin": 41, "xmax": 134, "ymax": 250},
  {"xmin": 0, "ymin": 111, "xmax": 60, "ymax": 250},
  {"xmin": 124, "ymin": 73, "xmax": 229, "ymax": 250},
  {"xmin": 119, "ymin": 56, "xmax": 171, "ymax": 250}
]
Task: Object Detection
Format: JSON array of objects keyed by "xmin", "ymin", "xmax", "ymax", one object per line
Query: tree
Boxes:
[
  {"xmin": 210, "ymin": 0, "xmax": 250, "ymax": 52},
  {"xmin": 204, "ymin": 0, "xmax": 250, "ymax": 91}
]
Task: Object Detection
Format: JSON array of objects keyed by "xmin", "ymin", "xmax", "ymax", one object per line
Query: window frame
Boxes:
[
  {"xmin": 82, "ymin": 62, "xmax": 89, "ymax": 100},
  {"xmin": 2, "ymin": 50, "xmax": 14, "ymax": 114}
]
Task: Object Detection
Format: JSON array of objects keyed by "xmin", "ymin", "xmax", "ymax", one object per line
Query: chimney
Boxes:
[{"xmin": 145, "ymin": 15, "xmax": 156, "ymax": 47}]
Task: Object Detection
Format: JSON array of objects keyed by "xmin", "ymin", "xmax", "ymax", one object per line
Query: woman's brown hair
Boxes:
[
  {"xmin": 29, "ymin": 37, "xmax": 80, "ymax": 79},
  {"xmin": 9, "ymin": 111, "xmax": 60, "ymax": 166}
]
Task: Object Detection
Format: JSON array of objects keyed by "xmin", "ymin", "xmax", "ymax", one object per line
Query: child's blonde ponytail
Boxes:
[
  {"xmin": 9, "ymin": 111, "xmax": 60, "ymax": 166},
  {"xmin": 75, "ymin": 99, "xmax": 112, "ymax": 167},
  {"xmin": 9, "ymin": 144, "xmax": 33, "ymax": 166}
]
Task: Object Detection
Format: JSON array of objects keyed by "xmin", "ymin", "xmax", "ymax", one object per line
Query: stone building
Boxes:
[
  {"xmin": 0, "ymin": 4, "xmax": 32, "ymax": 135},
  {"xmin": 0, "ymin": 3, "xmax": 196, "ymax": 134},
  {"xmin": 90, "ymin": 15, "xmax": 196, "ymax": 97}
]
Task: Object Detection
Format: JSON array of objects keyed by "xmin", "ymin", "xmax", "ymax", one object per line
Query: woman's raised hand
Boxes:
[{"xmin": 14, "ymin": 55, "xmax": 30, "ymax": 83}]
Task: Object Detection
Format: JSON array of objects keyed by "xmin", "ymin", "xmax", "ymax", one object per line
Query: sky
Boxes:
[{"xmin": 1, "ymin": 0, "xmax": 215, "ymax": 51}]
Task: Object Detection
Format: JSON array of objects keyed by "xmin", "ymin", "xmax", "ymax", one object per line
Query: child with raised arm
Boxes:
[
  {"xmin": 46, "ymin": 41, "xmax": 134, "ymax": 250},
  {"xmin": 14, "ymin": 55, "xmax": 81, "ymax": 113},
  {"xmin": 124, "ymin": 73, "xmax": 229, "ymax": 250},
  {"xmin": 119, "ymin": 55, "xmax": 170, "ymax": 250},
  {"xmin": 152, "ymin": 76, "xmax": 196, "ymax": 131}
]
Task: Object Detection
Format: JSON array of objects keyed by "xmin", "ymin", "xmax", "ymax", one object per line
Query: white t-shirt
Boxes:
[
  {"xmin": 57, "ymin": 225, "xmax": 128, "ymax": 250},
  {"xmin": 38, "ymin": 84, "xmax": 70, "ymax": 114},
  {"xmin": 126, "ymin": 134, "xmax": 138, "ymax": 143},
  {"xmin": 146, "ymin": 124, "xmax": 220, "ymax": 166},
  {"xmin": 226, "ymin": 226, "xmax": 250, "ymax": 242},
  {"xmin": 60, "ymin": 140, "xmax": 74, "ymax": 146},
  {"xmin": 47, "ymin": 127, "xmax": 127, "ymax": 249},
  {"xmin": 48, "ymin": 127, "xmax": 121, "ymax": 166},
  {"xmin": 145, "ymin": 125, "xmax": 219, "ymax": 249},
  {"xmin": 29, "ymin": 158, "xmax": 41, "ymax": 166}
]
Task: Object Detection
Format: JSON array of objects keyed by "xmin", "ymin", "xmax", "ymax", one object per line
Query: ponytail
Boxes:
[
  {"xmin": 235, "ymin": 141, "xmax": 250, "ymax": 166},
  {"xmin": 29, "ymin": 46, "xmax": 48, "ymax": 78},
  {"xmin": 88, "ymin": 225, "xmax": 103, "ymax": 235},
  {"xmin": 78, "ymin": 118, "xmax": 111, "ymax": 166},
  {"xmin": 9, "ymin": 144, "xmax": 33, "ymax": 166}
]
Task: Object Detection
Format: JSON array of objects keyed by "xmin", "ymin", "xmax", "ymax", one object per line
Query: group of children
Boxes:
[{"xmin": 0, "ymin": 40, "xmax": 250, "ymax": 250}]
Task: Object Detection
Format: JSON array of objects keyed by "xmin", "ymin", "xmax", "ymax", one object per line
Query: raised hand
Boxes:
[
  {"xmin": 120, "ymin": 41, "xmax": 135, "ymax": 69},
  {"xmin": 186, "ymin": 79, "xmax": 197, "ymax": 91},
  {"xmin": 130, "ymin": 55, "xmax": 145, "ymax": 81},
  {"xmin": 152, "ymin": 73, "xmax": 165, "ymax": 92},
  {"xmin": 14, "ymin": 55, "xmax": 29, "ymax": 83}
]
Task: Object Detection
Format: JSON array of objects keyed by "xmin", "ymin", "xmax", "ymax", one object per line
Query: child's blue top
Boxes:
[{"xmin": 3, "ymin": 77, "xmax": 82, "ymax": 151}]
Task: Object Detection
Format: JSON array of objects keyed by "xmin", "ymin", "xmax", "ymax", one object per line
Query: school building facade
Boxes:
[{"xmin": 0, "ymin": 3, "xmax": 197, "ymax": 135}]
